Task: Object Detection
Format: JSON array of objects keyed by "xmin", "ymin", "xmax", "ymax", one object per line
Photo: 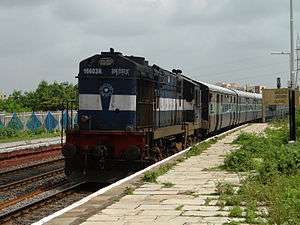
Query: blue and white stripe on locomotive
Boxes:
[
  {"xmin": 78, "ymin": 78, "xmax": 137, "ymax": 130},
  {"xmin": 79, "ymin": 93, "xmax": 194, "ymax": 129},
  {"xmin": 79, "ymin": 94, "xmax": 136, "ymax": 111}
]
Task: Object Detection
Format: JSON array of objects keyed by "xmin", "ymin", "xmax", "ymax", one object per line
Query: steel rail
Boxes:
[
  {"xmin": 0, "ymin": 168, "xmax": 65, "ymax": 191},
  {"xmin": 0, "ymin": 181, "xmax": 85, "ymax": 221}
]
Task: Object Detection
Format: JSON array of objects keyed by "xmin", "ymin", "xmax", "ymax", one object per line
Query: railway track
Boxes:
[
  {"xmin": 0, "ymin": 158, "xmax": 64, "ymax": 188},
  {"xmin": 0, "ymin": 180, "xmax": 87, "ymax": 224},
  {"xmin": 0, "ymin": 149, "xmax": 105, "ymax": 225},
  {"xmin": 0, "ymin": 168, "xmax": 64, "ymax": 191},
  {"xmin": 0, "ymin": 144, "xmax": 62, "ymax": 173}
]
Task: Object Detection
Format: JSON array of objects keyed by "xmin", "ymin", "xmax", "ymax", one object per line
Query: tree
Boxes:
[{"xmin": 0, "ymin": 81, "xmax": 78, "ymax": 112}]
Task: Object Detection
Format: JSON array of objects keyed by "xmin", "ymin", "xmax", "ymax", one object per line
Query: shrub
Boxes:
[
  {"xmin": 0, "ymin": 127, "xmax": 19, "ymax": 138},
  {"xmin": 229, "ymin": 206, "xmax": 243, "ymax": 217}
]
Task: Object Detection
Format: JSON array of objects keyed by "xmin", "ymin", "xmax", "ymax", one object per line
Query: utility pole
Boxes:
[
  {"xmin": 296, "ymin": 33, "xmax": 300, "ymax": 87},
  {"xmin": 271, "ymin": 0, "xmax": 296, "ymax": 142},
  {"xmin": 290, "ymin": 0, "xmax": 295, "ymax": 87},
  {"xmin": 289, "ymin": 0, "xmax": 296, "ymax": 142}
]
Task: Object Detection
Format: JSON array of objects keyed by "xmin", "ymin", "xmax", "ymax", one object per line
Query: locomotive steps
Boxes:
[{"xmin": 33, "ymin": 123, "xmax": 267, "ymax": 225}]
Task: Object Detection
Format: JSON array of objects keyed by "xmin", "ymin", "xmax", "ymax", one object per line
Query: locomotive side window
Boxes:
[{"xmin": 195, "ymin": 90, "xmax": 201, "ymax": 107}]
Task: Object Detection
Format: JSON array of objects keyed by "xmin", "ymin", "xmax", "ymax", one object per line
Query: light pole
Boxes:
[
  {"xmin": 290, "ymin": 0, "xmax": 295, "ymax": 88},
  {"xmin": 289, "ymin": 0, "xmax": 296, "ymax": 142},
  {"xmin": 270, "ymin": 0, "xmax": 296, "ymax": 142}
]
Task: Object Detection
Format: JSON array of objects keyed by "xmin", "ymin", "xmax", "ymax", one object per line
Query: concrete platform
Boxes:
[
  {"xmin": 36, "ymin": 124, "xmax": 267, "ymax": 225},
  {"xmin": 0, "ymin": 136, "xmax": 64, "ymax": 153}
]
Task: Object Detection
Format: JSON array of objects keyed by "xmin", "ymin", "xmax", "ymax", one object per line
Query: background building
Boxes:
[
  {"xmin": 246, "ymin": 85, "xmax": 266, "ymax": 94},
  {"xmin": 215, "ymin": 82, "xmax": 246, "ymax": 91}
]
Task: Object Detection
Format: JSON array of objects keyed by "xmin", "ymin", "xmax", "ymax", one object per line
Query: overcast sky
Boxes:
[{"xmin": 0, "ymin": 0, "xmax": 299, "ymax": 93}]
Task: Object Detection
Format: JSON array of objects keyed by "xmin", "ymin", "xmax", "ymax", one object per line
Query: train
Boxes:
[{"xmin": 62, "ymin": 48, "xmax": 263, "ymax": 181}]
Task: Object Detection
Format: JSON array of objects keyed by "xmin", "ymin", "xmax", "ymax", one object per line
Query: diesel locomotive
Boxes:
[{"xmin": 62, "ymin": 48, "xmax": 262, "ymax": 181}]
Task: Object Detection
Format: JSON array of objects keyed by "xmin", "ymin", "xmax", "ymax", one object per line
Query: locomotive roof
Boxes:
[{"xmin": 180, "ymin": 74, "xmax": 199, "ymax": 85}]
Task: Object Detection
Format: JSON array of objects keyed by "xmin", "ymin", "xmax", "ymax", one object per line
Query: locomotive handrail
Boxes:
[{"xmin": 60, "ymin": 100, "xmax": 77, "ymax": 145}]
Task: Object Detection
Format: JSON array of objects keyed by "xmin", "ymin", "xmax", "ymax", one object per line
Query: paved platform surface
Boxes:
[
  {"xmin": 0, "ymin": 136, "xmax": 63, "ymax": 153},
  {"xmin": 45, "ymin": 124, "xmax": 267, "ymax": 225}
]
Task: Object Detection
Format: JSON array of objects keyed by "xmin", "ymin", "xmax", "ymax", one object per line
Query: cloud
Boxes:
[
  {"xmin": 51, "ymin": 0, "xmax": 164, "ymax": 37},
  {"xmin": 0, "ymin": 0, "xmax": 299, "ymax": 93},
  {"xmin": 0, "ymin": 0, "xmax": 49, "ymax": 8}
]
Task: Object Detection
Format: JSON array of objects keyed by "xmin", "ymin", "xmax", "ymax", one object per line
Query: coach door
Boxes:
[
  {"xmin": 215, "ymin": 94, "xmax": 220, "ymax": 131},
  {"xmin": 229, "ymin": 96, "xmax": 233, "ymax": 126},
  {"xmin": 237, "ymin": 97, "xmax": 241, "ymax": 124},
  {"xmin": 232, "ymin": 96, "xmax": 236, "ymax": 125},
  {"xmin": 194, "ymin": 88, "xmax": 201, "ymax": 124},
  {"xmin": 220, "ymin": 95, "xmax": 223, "ymax": 128},
  {"xmin": 136, "ymin": 79, "xmax": 155, "ymax": 129}
]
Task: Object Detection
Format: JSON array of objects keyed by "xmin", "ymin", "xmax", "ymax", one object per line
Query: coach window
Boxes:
[{"xmin": 156, "ymin": 96, "xmax": 160, "ymax": 109}]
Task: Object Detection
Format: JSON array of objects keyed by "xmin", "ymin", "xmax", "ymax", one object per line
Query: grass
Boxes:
[
  {"xmin": 124, "ymin": 186, "xmax": 134, "ymax": 195},
  {"xmin": 185, "ymin": 139, "xmax": 217, "ymax": 158},
  {"xmin": 216, "ymin": 182, "xmax": 235, "ymax": 195},
  {"xmin": 162, "ymin": 182, "xmax": 175, "ymax": 188},
  {"xmin": 143, "ymin": 163, "xmax": 175, "ymax": 183},
  {"xmin": 179, "ymin": 190, "xmax": 199, "ymax": 197},
  {"xmin": 204, "ymin": 197, "xmax": 213, "ymax": 206},
  {"xmin": 222, "ymin": 114, "xmax": 300, "ymax": 225},
  {"xmin": 229, "ymin": 206, "xmax": 243, "ymax": 217},
  {"xmin": 223, "ymin": 222, "xmax": 241, "ymax": 225},
  {"xmin": 0, "ymin": 128, "xmax": 60, "ymax": 143},
  {"xmin": 175, "ymin": 204, "xmax": 184, "ymax": 210}
]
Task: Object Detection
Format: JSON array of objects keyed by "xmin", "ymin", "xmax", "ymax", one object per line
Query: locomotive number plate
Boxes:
[{"xmin": 83, "ymin": 68, "xmax": 103, "ymax": 74}]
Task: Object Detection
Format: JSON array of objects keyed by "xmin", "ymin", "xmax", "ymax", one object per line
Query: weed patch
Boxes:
[
  {"xmin": 124, "ymin": 186, "xmax": 134, "ymax": 195},
  {"xmin": 223, "ymin": 118, "xmax": 300, "ymax": 225},
  {"xmin": 162, "ymin": 182, "xmax": 175, "ymax": 188},
  {"xmin": 216, "ymin": 182, "xmax": 235, "ymax": 195},
  {"xmin": 229, "ymin": 206, "xmax": 243, "ymax": 217},
  {"xmin": 143, "ymin": 163, "xmax": 175, "ymax": 183},
  {"xmin": 175, "ymin": 204, "xmax": 184, "ymax": 210},
  {"xmin": 185, "ymin": 139, "xmax": 216, "ymax": 158},
  {"xmin": 204, "ymin": 197, "xmax": 213, "ymax": 206}
]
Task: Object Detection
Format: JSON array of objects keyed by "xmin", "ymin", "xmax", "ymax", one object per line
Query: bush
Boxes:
[
  {"xmin": 224, "ymin": 125, "xmax": 298, "ymax": 177},
  {"xmin": 0, "ymin": 127, "xmax": 19, "ymax": 138},
  {"xmin": 259, "ymin": 143, "xmax": 300, "ymax": 179},
  {"xmin": 0, "ymin": 126, "xmax": 59, "ymax": 142}
]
